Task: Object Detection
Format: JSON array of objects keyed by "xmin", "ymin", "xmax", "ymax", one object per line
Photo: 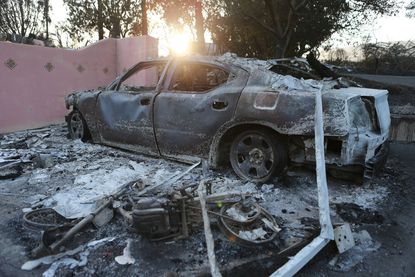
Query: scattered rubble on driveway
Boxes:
[
  {"xmin": 21, "ymin": 237, "xmax": 117, "ymax": 273},
  {"xmin": 0, "ymin": 124, "xmax": 410, "ymax": 276}
]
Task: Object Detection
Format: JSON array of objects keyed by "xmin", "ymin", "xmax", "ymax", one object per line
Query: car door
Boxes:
[
  {"xmin": 96, "ymin": 61, "xmax": 166, "ymax": 155},
  {"xmin": 153, "ymin": 60, "xmax": 248, "ymax": 160}
]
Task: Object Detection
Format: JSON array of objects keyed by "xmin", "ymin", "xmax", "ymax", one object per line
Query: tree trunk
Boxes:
[
  {"xmin": 44, "ymin": 0, "xmax": 49, "ymax": 40},
  {"xmin": 97, "ymin": 0, "xmax": 104, "ymax": 40},
  {"xmin": 141, "ymin": 0, "xmax": 148, "ymax": 35},
  {"xmin": 275, "ymin": 46, "xmax": 284, "ymax": 59},
  {"xmin": 18, "ymin": 0, "xmax": 25, "ymax": 36},
  {"xmin": 110, "ymin": 16, "xmax": 121, "ymax": 38},
  {"xmin": 275, "ymin": 37, "xmax": 286, "ymax": 58},
  {"xmin": 195, "ymin": 0, "xmax": 205, "ymax": 54}
]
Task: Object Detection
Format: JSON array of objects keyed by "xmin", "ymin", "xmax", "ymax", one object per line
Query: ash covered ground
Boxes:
[{"xmin": 0, "ymin": 124, "xmax": 414, "ymax": 276}]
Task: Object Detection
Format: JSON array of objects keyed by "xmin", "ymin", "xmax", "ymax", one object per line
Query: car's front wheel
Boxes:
[
  {"xmin": 68, "ymin": 110, "xmax": 90, "ymax": 141},
  {"xmin": 229, "ymin": 129, "xmax": 287, "ymax": 183}
]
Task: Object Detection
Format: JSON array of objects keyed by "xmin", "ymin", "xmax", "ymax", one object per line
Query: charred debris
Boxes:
[
  {"xmin": 22, "ymin": 159, "xmax": 318, "ymax": 275},
  {"xmin": 0, "ymin": 125, "xmax": 320, "ymax": 275},
  {"xmin": 0, "ymin": 124, "xmax": 402, "ymax": 276}
]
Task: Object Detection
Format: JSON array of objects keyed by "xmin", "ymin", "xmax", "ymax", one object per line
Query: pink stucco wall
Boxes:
[{"xmin": 0, "ymin": 36, "xmax": 158, "ymax": 133}]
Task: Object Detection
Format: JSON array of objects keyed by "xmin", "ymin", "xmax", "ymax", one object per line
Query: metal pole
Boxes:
[{"xmin": 198, "ymin": 180, "xmax": 222, "ymax": 277}]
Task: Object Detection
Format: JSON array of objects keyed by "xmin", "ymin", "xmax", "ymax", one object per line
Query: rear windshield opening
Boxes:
[{"xmin": 269, "ymin": 64, "xmax": 321, "ymax": 80}]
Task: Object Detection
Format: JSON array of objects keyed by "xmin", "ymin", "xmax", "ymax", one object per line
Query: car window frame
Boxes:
[
  {"xmin": 164, "ymin": 61, "xmax": 232, "ymax": 95},
  {"xmin": 106, "ymin": 60, "xmax": 168, "ymax": 93}
]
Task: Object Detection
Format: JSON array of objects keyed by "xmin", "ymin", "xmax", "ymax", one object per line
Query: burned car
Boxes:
[{"xmin": 65, "ymin": 54, "xmax": 390, "ymax": 182}]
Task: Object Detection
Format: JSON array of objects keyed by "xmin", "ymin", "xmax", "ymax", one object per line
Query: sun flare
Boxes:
[{"xmin": 168, "ymin": 32, "xmax": 191, "ymax": 56}]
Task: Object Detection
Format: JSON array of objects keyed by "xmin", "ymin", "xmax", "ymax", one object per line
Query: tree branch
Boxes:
[
  {"xmin": 242, "ymin": 12, "xmax": 278, "ymax": 36},
  {"xmin": 263, "ymin": 0, "xmax": 282, "ymax": 36}
]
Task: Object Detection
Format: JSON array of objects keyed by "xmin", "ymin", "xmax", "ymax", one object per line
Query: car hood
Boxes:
[{"xmin": 65, "ymin": 90, "xmax": 101, "ymax": 109}]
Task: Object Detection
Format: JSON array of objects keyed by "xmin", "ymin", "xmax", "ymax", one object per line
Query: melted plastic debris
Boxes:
[
  {"xmin": 238, "ymin": 227, "xmax": 268, "ymax": 241},
  {"xmin": 115, "ymin": 239, "xmax": 136, "ymax": 265},
  {"xmin": 226, "ymin": 206, "xmax": 249, "ymax": 222},
  {"xmin": 21, "ymin": 237, "xmax": 116, "ymax": 275},
  {"xmin": 262, "ymin": 218, "xmax": 281, "ymax": 233}
]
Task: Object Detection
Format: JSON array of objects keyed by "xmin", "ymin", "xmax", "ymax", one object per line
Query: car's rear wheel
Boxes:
[
  {"xmin": 229, "ymin": 129, "xmax": 287, "ymax": 183},
  {"xmin": 68, "ymin": 110, "xmax": 90, "ymax": 141}
]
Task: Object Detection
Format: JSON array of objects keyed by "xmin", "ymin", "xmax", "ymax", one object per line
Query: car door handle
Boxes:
[
  {"xmin": 212, "ymin": 100, "xmax": 228, "ymax": 110},
  {"xmin": 140, "ymin": 98, "xmax": 150, "ymax": 105}
]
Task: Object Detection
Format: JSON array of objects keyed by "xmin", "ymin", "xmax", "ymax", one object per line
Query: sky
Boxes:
[
  {"xmin": 333, "ymin": 0, "xmax": 415, "ymax": 45},
  {"xmin": 50, "ymin": 0, "xmax": 415, "ymax": 56}
]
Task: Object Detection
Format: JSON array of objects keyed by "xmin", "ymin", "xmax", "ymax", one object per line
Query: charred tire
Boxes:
[
  {"xmin": 68, "ymin": 110, "xmax": 90, "ymax": 141},
  {"xmin": 229, "ymin": 129, "xmax": 287, "ymax": 183}
]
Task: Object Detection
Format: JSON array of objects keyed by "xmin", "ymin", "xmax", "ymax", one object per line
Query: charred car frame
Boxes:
[{"xmin": 65, "ymin": 55, "xmax": 390, "ymax": 182}]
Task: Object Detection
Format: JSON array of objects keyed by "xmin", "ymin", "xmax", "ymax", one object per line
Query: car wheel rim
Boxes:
[
  {"xmin": 70, "ymin": 113, "xmax": 84, "ymax": 139},
  {"xmin": 234, "ymin": 133, "xmax": 274, "ymax": 179}
]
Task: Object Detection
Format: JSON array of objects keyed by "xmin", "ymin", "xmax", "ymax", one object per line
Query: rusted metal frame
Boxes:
[{"xmin": 270, "ymin": 85, "xmax": 334, "ymax": 277}]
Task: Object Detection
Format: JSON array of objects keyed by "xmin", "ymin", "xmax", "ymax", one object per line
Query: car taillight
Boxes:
[
  {"xmin": 348, "ymin": 97, "xmax": 372, "ymax": 131},
  {"xmin": 362, "ymin": 96, "xmax": 380, "ymax": 133}
]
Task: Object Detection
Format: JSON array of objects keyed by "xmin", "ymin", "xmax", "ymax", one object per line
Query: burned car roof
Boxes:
[
  {"xmin": 167, "ymin": 53, "xmax": 357, "ymax": 95},
  {"xmin": 126, "ymin": 54, "xmax": 353, "ymax": 95}
]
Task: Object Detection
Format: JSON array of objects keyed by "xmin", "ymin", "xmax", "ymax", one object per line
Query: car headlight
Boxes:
[{"xmin": 65, "ymin": 94, "xmax": 75, "ymax": 109}]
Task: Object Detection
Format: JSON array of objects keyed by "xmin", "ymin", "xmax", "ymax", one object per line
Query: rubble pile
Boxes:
[{"xmin": 0, "ymin": 124, "xmax": 407, "ymax": 276}]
